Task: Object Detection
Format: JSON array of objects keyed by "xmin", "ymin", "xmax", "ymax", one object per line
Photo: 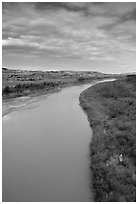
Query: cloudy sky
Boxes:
[{"xmin": 2, "ymin": 2, "xmax": 136, "ymax": 73}]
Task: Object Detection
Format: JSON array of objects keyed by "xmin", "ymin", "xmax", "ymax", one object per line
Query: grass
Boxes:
[{"xmin": 79, "ymin": 75, "xmax": 136, "ymax": 202}]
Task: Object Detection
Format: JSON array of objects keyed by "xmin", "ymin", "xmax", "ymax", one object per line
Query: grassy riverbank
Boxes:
[
  {"xmin": 79, "ymin": 75, "xmax": 136, "ymax": 202},
  {"xmin": 2, "ymin": 81, "xmax": 70, "ymax": 99}
]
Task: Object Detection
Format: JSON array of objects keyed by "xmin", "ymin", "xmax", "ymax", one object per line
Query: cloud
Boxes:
[
  {"xmin": 2, "ymin": 2, "xmax": 136, "ymax": 71},
  {"xmin": 87, "ymin": 2, "xmax": 135, "ymax": 16}
]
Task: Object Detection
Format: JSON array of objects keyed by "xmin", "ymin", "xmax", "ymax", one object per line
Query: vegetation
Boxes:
[
  {"xmin": 3, "ymin": 67, "xmax": 124, "ymax": 100},
  {"xmin": 2, "ymin": 81, "xmax": 64, "ymax": 98},
  {"xmin": 79, "ymin": 75, "xmax": 136, "ymax": 202}
]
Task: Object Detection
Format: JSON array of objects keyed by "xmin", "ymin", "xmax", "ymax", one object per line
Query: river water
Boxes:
[{"xmin": 2, "ymin": 80, "xmax": 111, "ymax": 202}]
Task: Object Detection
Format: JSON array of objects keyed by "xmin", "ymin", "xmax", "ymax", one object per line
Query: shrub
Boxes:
[{"xmin": 2, "ymin": 85, "xmax": 11, "ymax": 95}]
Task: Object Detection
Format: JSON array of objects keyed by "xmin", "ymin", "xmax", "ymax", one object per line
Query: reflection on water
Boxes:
[{"xmin": 2, "ymin": 80, "xmax": 114, "ymax": 202}]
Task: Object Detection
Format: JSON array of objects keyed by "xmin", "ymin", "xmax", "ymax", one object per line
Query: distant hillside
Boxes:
[{"xmin": 2, "ymin": 67, "xmax": 125, "ymax": 84}]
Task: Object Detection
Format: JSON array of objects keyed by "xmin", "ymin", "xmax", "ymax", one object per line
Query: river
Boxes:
[{"xmin": 2, "ymin": 80, "xmax": 112, "ymax": 202}]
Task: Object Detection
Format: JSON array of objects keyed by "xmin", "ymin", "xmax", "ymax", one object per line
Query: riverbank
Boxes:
[
  {"xmin": 2, "ymin": 85, "xmax": 65, "ymax": 117},
  {"xmin": 79, "ymin": 75, "xmax": 136, "ymax": 202},
  {"xmin": 2, "ymin": 79, "xmax": 111, "ymax": 117},
  {"xmin": 2, "ymin": 80, "xmax": 82, "ymax": 116}
]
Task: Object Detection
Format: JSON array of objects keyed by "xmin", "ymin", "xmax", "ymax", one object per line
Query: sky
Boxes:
[{"xmin": 2, "ymin": 2, "xmax": 136, "ymax": 73}]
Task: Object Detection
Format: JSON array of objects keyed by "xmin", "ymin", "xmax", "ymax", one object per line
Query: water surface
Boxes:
[{"xmin": 3, "ymin": 80, "xmax": 110, "ymax": 202}]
